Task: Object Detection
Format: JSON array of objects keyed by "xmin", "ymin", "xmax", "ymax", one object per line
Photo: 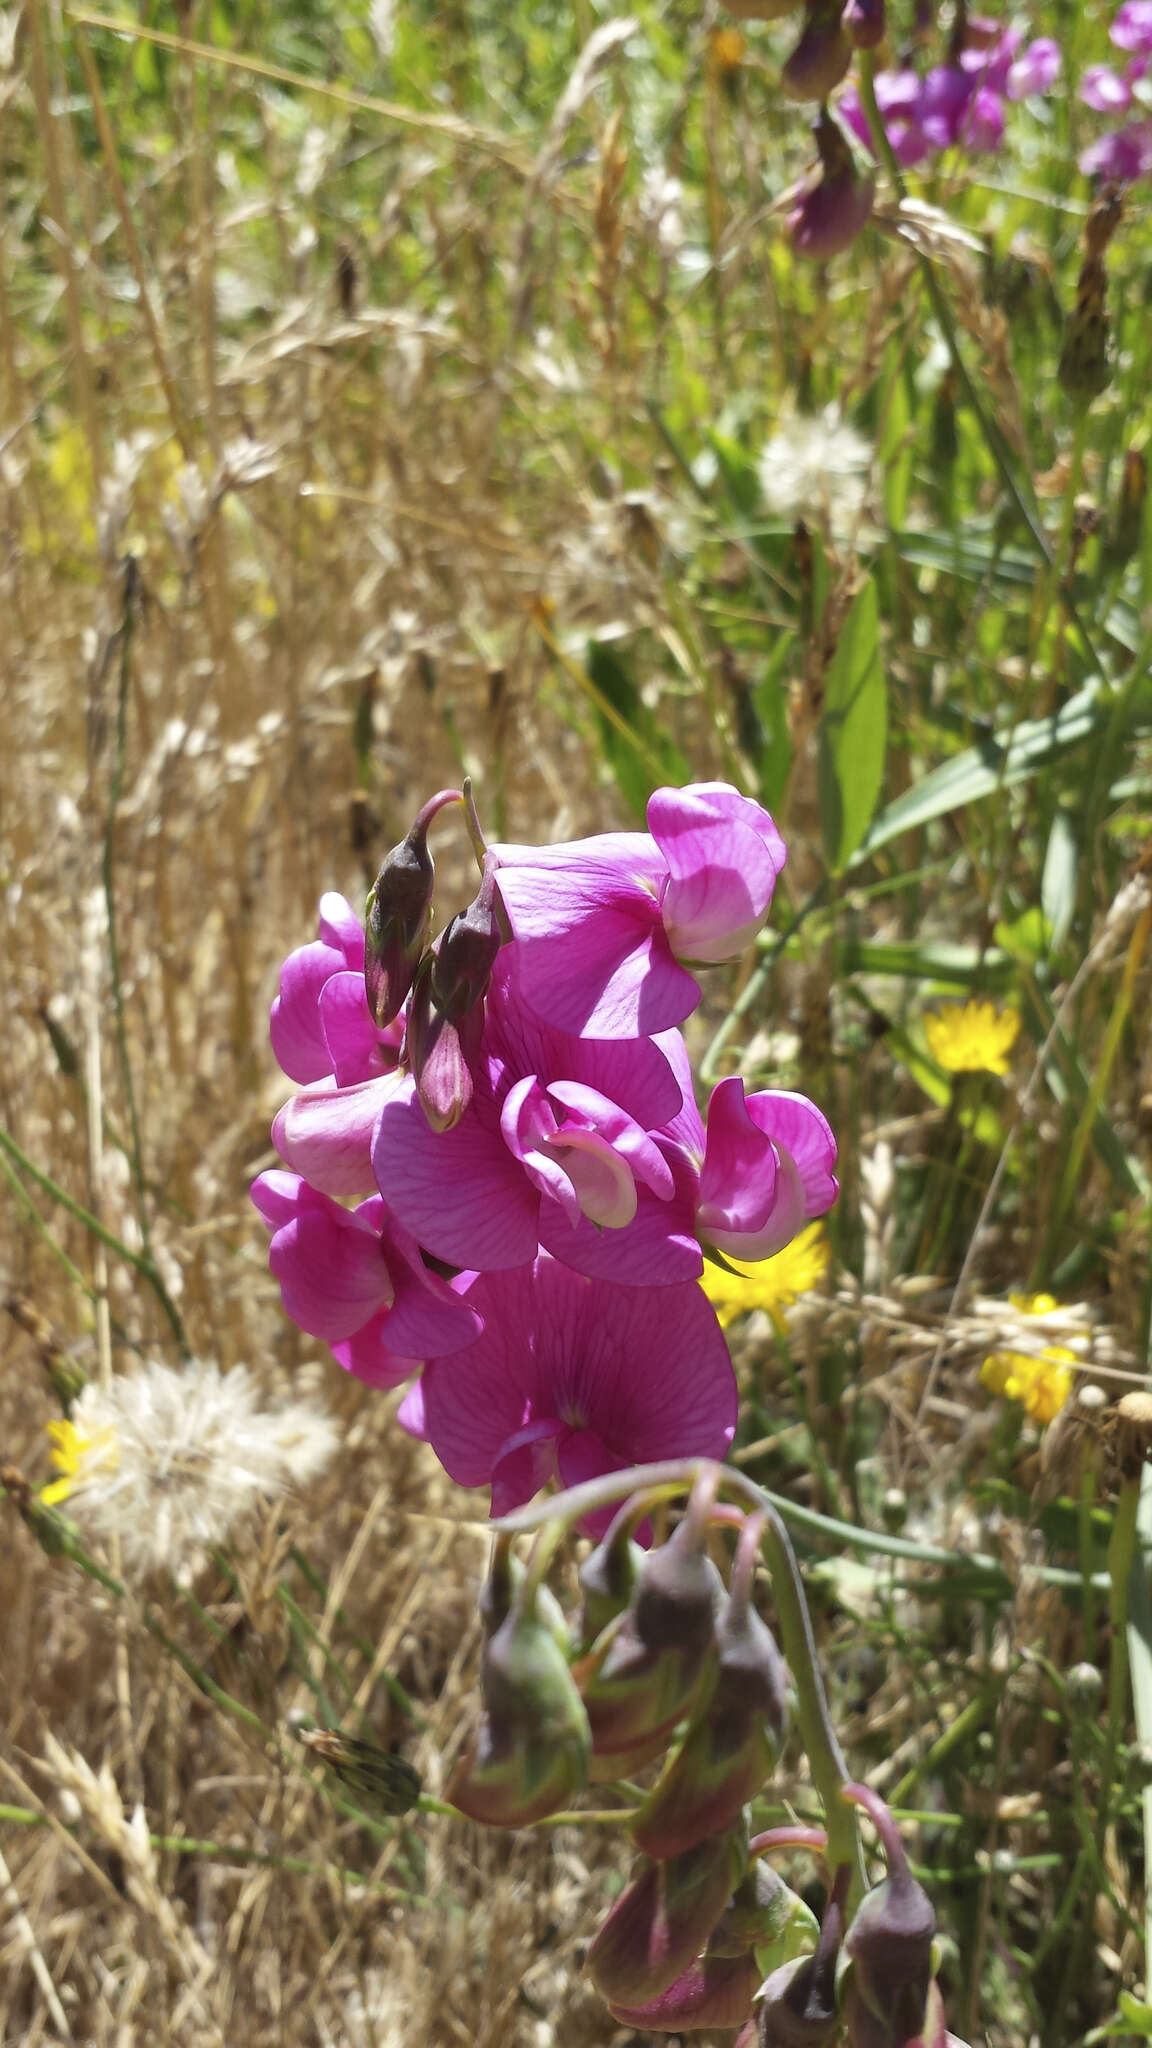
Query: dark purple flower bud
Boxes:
[
  {"xmin": 364, "ymin": 789, "xmax": 461, "ymax": 1027},
  {"xmin": 429, "ymin": 868, "xmax": 503, "ymax": 1024},
  {"xmin": 588, "ymin": 1824, "xmax": 748, "ymax": 2007},
  {"xmin": 758, "ymin": 1864, "xmax": 849, "ymax": 2046},
  {"xmin": 608, "ymin": 1950, "xmax": 762, "ymax": 2032},
  {"xmin": 574, "ymin": 1473, "xmax": 723, "ymax": 1759},
  {"xmin": 405, "ymin": 953, "xmax": 479, "ymax": 1132},
  {"xmin": 781, "ymin": 0, "xmax": 852, "ymax": 100},
  {"xmin": 788, "ymin": 109, "xmax": 875, "ymax": 260},
  {"xmin": 841, "ymin": 1785, "xmax": 937, "ymax": 2048},
  {"xmin": 632, "ymin": 1513, "xmax": 789, "ymax": 1860},
  {"xmin": 446, "ymin": 1586, "xmax": 590, "ymax": 1827},
  {"xmin": 845, "ymin": 0, "xmax": 884, "ymax": 48}
]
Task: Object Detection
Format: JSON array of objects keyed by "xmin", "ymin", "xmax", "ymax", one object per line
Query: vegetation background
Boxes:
[{"xmin": 1, "ymin": 1, "xmax": 1151, "ymax": 2043}]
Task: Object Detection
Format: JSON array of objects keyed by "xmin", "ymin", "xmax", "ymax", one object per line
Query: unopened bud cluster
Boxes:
[{"xmin": 446, "ymin": 1469, "xmax": 968, "ymax": 2046}]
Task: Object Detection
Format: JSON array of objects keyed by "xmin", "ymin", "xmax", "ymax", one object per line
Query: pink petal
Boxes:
[
  {"xmin": 372, "ymin": 1076, "xmax": 541, "ymax": 1269},
  {"xmin": 319, "ymin": 971, "xmax": 400, "ymax": 1086},
  {"xmin": 317, "ymin": 891, "xmax": 365, "ymax": 963},
  {"xmin": 744, "ymin": 1090, "xmax": 839, "ymax": 1216},
  {"xmin": 538, "ymin": 1161, "xmax": 702, "ymax": 1286},
  {"xmin": 397, "ymin": 1380, "xmax": 428, "ymax": 1439},
  {"xmin": 258, "ymin": 1180, "xmax": 393, "ymax": 1342},
  {"xmin": 269, "ymin": 939, "xmax": 348, "ymax": 1084},
  {"xmin": 648, "ymin": 783, "xmax": 786, "ymax": 965},
  {"xmin": 331, "ymin": 1311, "xmax": 420, "ymax": 1390},
  {"xmin": 490, "ymin": 1421, "xmax": 564, "ymax": 1518},
  {"xmin": 381, "ymin": 1228, "xmax": 485, "ymax": 1357},
  {"xmin": 697, "ymin": 1076, "xmax": 784, "ymax": 1245},
  {"xmin": 490, "ymin": 842, "xmax": 699, "ymax": 1037},
  {"xmin": 485, "ymin": 949, "xmax": 684, "ymax": 1127},
  {"xmin": 272, "ymin": 1077, "xmax": 391, "ymax": 1198}
]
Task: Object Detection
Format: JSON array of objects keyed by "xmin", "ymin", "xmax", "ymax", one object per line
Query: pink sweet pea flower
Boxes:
[
  {"xmin": 402, "ymin": 1256, "xmax": 737, "ymax": 1535},
  {"xmin": 1113, "ymin": 2, "xmax": 1152, "ymax": 55},
  {"xmin": 1080, "ymin": 120, "xmax": 1152, "ymax": 179},
  {"xmin": 251, "ymin": 1170, "xmax": 482, "ymax": 1387},
  {"xmin": 1081, "ymin": 62, "xmax": 1133, "ymax": 112},
  {"xmin": 1006, "ymin": 37, "xmax": 1061, "ymax": 99},
  {"xmin": 370, "ymin": 945, "xmax": 701, "ymax": 1283},
  {"xmin": 489, "ymin": 783, "xmax": 786, "ymax": 1038},
  {"xmin": 655, "ymin": 1036, "xmax": 838, "ymax": 1262}
]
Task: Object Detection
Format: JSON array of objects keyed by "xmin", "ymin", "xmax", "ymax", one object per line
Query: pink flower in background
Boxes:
[
  {"xmin": 251, "ymin": 1170, "xmax": 481, "ymax": 1386},
  {"xmin": 401, "ymin": 1257, "xmax": 737, "ymax": 1534},
  {"xmin": 1081, "ymin": 63, "xmax": 1133, "ymax": 112},
  {"xmin": 1113, "ymin": 2, "xmax": 1152, "ymax": 53},
  {"xmin": 490, "ymin": 783, "xmax": 786, "ymax": 1038},
  {"xmin": 371, "ymin": 946, "xmax": 701, "ymax": 1283}
]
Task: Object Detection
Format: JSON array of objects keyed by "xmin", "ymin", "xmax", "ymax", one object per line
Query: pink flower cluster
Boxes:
[
  {"xmin": 840, "ymin": 16, "xmax": 1061, "ymax": 168},
  {"xmin": 1078, "ymin": 4, "xmax": 1152, "ymax": 184},
  {"xmin": 252, "ymin": 785, "xmax": 838, "ymax": 1528}
]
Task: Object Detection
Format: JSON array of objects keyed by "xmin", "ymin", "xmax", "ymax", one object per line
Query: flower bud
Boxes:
[
  {"xmin": 446, "ymin": 1586, "xmax": 591, "ymax": 1827},
  {"xmin": 782, "ymin": 1, "xmax": 853, "ymax": 101},
  {"xmin": 608, "ymin": 1951, "xmax": 762, "ymax": 2032},
  {"xmin": 364, "ymin": 789, "xmax": 461, "ymax": 1027},
  {"xmin": 757, "ymin": 1863, "xmax": 848, "ymax": 2046},
  {"xmin": 845, "ymin": 0, "xmax": 884, "ymax": 45},
  {"xmin": 1065, "ymin": 1660, "xmax": 1105, "ymax": 1713},
  {"xmin": 429, "ymin": 871, "xmax": 503, "ymax": 1024},
  {"xmin": 295, "ymin": 1725, "xmax": 422, "ymax": 1818},
  {"xmin": 841, "ymin": 1785, "xmax": 936, "ymax": 2048},
  {"xmin": 1106, "ymin": 446, "xmax": 1147, "ymax": 568},
  {"xmin": 588, "ymin": 1824, "xmax": 748, "ymax": 2006},
  {"xmin": 632, "ymin": 1514, "xmax": 789, "ymax": 1860},
  {"xmin": 405, "ymin": 953, "xmax": 484, "ymax": 1133},
  {"xmin": 714, "ymin": 1860, "xmax": 819, "ymax": 1975},
  {"xmin": 788, "ymin": 110, "xmax": 875, "ymax": 260},
  {"xmin": 480, "ymin": 1531, "xmax": 570, "ymax": 1650},
  {"xmin": 577, "ymin": 1499, "xmax": 646, "ymax": 1651},
  {"xmin": 574, "ymin": 1474, "xmax": 723, "ymax": 1758}
]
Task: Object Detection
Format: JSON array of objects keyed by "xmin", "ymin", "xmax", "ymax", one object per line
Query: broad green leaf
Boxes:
[
  {"xmin": 835, "ymin": 938, "xmax": 1015, "ymax": 989},
  {"xmin": 1041, "ymin": 809, "xmax": 1078, "ymax": 949},
  {"xmin": 851, "ymin": 682, "xmax": 1141, "ymax": 866},
  {"xmin": 818, "ymin": 578, "xmax": 887, "ymax": 873}
]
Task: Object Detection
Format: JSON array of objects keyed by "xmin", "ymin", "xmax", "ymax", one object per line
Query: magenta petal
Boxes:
[
  {"xmin": 490, "ymin": 1421, "xmax": 564, "ymax": 1518},
  {"xmin": 317, "ymin": 892, "xmax": 366, "ymax": 962},
  {"xmin": 397, "ymin": 1380, "xmax": 428, "ymax": 1439},
  {"xmin": 265, "ymin": 1194, "xmax": 391, "ymax": 1343},
  {"xmin": 538, "ymin": 1169, "xmax": 702, "ymax": 1286},
  {"xmin": 547, "ymin": 1080, "xmax": 675, "ymax": 1202},
  {"xmin": 744, "ymin": 1090, "xmax": 839, "ymax": 1217},
  {"xmin": 319, "ymin": 971, "xmax": 395, "ymax": 1087},
  {"xmin": 331, "ymin": 1311, "xmax": 419, "ymax": 1390},
  {"xmin": 697, "ymin": 1077, "xmax": 783, "ymax": 1243},
  {"xmin": 382, "ymin": 1227, "xmax": 484, "ymax": 1357},
  {"xmin": 491, "ymin": 842, "xmax": 699, "ymax": 1037},
  {"xmin": 373, "ymin": 1077, "xmax": 541, "ymax": 1269},
  {"xmin": 648, "ymin": 782, "xmax": 786, "ymax": 965},
  {"xmin": 485, "ymin": 950, "xmax": 685, "ymax": 1128},
  {"xmin": 1080, "ymin": 63, "xmax": 1132, "ymax": 111},
  {"xmin": 269, "ymin": 940, "xmax": 348, "ymax": 1084},
  {"xmin": 272, "ymin": 1077, "xmax": 390, "ymax": 1198}
]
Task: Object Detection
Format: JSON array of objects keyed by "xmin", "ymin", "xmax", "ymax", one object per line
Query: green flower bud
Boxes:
[
  {"xmin": 631, "ymin": 1514, "xmax": 788, "ymax": 1861},
  {"xmin": 588, "ymin": 1824, "xmax": 748, "ymax": 2007},
  {"xmin": 841, "ymin": 1786, "xmax": 936, "ymax": 2048},
  {"xmin": 1065, "ymin": 1661, "xmax": 1104, "ymax": 1714},
  {"xmin": 715, "ymin": 1861, "xmax": 819, "ymax": 1976},
  {"xmin": 757, "ymin": 1863, "xmax": 848, "ymax": 2046},
  {"xmin": 574, "ymin": 1475, "xmax": 723, "ymax": 1759},
  {"xmin": 446, "ymin": 1586, "xmax": 590, "ymax": 1827},
  {"xmin": 296, "ymin": 1726, "xmax": 422, "ymax": 1819},
  {"xmin": 577, "ymin": 1499, "xmax": 646, "ymax": 1651},
  {"xmin": 607, "ymin": 1951, "xmax": 762, "ymax": 2033}
]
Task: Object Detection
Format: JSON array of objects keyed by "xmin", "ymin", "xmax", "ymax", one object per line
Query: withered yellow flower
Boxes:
[{"xmin": 924, "ymin": 999, "xmax": 1020, "ymax": 1076}]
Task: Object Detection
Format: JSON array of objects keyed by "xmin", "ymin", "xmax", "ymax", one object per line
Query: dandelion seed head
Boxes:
[
  {"xmin": 44, "ymin": 1358, "xmax": 340, "ymax": 1584},
  {"xmin": 756, "ymin": 405, "xmax": 872, "ymax": 543}
]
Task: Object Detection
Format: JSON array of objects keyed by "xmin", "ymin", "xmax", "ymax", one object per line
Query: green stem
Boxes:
[{"xmin": 0, "ymin": 1125, "xmax": 185, "ymax": 1347}]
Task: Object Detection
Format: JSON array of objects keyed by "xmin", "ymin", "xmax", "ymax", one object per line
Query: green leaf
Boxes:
[
  {"xmin": 585, "ymin": 640, "xmax": 687, "ymax": 822},
  {"xmin": 835, "ymin": 938, "xmax": 1016, "ymax": 989},
  {"xmin": 818, "ymin": 579, "xmax": 887, "ymax": 873},
  {"xmin": 852, "ymin": 683, "xmax": 1122, "ymax": 867}
]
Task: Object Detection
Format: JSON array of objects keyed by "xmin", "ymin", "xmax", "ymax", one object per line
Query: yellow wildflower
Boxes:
[
  {"xmin": 701, "ymin": 1223, "xmax": 830, "ymax": 1331},
  {"xmin": 709, "ymin": 27, "xmax": 747, "ymax": 80},
  {"xmin": 42, "ymin": 1416, "xmax": 119, "ymax": 1506},
  {"xmin": 924, "ymin": 1000, "xmax": 1020, "ymax": 1076},
  {"xmin": 980, "ymin": 1293, "xmax": 1075, "ymax": 1425}
]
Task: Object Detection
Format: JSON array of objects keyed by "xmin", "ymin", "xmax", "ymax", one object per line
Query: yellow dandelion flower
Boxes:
[
  {"xmin": 979, "ymin": 1292, "xmax": 1075, "ymax": 1425},
  {"xmin": 709, "ymin": 26, "xmax": 747, "ymax": 78},
  {"xmin": 924, "ymin": 1000, "xmax": 1020, "ymax": 1076},
  {"xmin": 701, "ymin": 1223, "xmax": 830, "ymax": 1330}
]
